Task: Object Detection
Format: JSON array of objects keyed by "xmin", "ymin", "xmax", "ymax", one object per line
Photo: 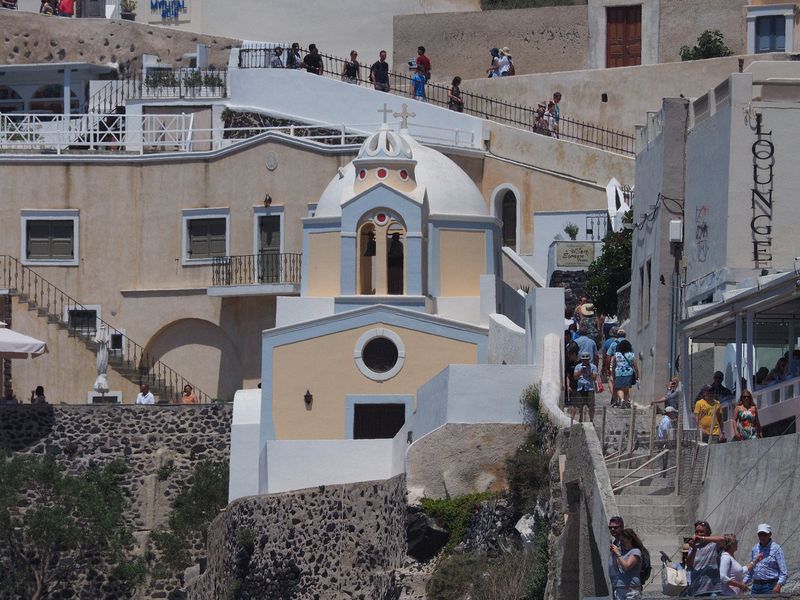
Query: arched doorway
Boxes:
[
  {"xmin": 356, "ymin": 211, "xmax": 406, "ymax": 295},
  {"xmin": 386, "ymin": 224, "xmax": 405, "ymax": 295},
  {"xmin": 500, "ymin": 190, "xmax": 517, "ymax": 251},
  {"xmin": 358, "ymin": 222, "xmax": 376, "ymax": 295}
]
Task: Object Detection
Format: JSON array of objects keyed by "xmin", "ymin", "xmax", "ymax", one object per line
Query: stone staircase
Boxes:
[
  {"xmin": 2, "ymin": 255, "xmax": 209, "ymax": 403},
  {"xmin": 596, "ymin": 406, "xmax": 691, "ymax": 593}
]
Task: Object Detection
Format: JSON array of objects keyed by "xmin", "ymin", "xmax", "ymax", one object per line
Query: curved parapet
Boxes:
[{"xmin": 540, "ymin": 332, "xmax": 572, "ymax": 429}]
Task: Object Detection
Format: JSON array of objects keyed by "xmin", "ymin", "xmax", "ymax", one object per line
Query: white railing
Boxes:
[
  {"xmin": 753, "ymin": 376, "xmax": 800, "ymax": 410},
  {"xmin": 0, "ymin": 114, "xmax": 475, "ymax": 155}
]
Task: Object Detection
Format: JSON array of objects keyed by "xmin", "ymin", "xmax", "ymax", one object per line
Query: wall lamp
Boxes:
[
  {"xmin": 304, "ymin": 390, "xmax": 313, "ymax": 410},
  {"xmin": 264, "ymin": 193, "xmax": 272, "ymax": 207}
]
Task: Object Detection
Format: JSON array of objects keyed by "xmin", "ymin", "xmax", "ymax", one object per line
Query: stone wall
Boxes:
[
  {"xmin": 393, "ymin": 5, "xmax": 589, "ymax": 82},
  {"xmin": 549, "ymin": 269, "xmax": 588, "ymax": 314},
  {"xmin": 187, "ymin": 475, "xmax": 407, "ymax": 600},
  {"xmin": 1, "ymin": 10, "xmax": 238, "ymax": 67},
  {"xmin": 658, "ymin": 0, "xmax": 747, "ymax": 63},
  {"xmin": 0, "ymin": 404, "xmax": 233, "ymax": 599}
]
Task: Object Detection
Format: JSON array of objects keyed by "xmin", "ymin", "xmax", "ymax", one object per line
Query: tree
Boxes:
[
  {"xmin": 584, "ymin": 220, "xmax": 632, "ymax": 317},
  {"xmin": 680, "ymin": 30, "xmax": 732, "ymax": 61},
  {"xmin": 0, "ymin": 453, "xmax": 145, "ymax": 599}
]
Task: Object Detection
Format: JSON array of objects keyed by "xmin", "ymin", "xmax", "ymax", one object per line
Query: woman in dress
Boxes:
[
  {"xmin": 181, "ymin": 384, "xmax": 198, "ymax": 405},
  {"xmin": 720, "ymin": 534, "xmax": 760, "ymax": 595},
  {"xmin": 610, "ymin": 339, "xmax": 638, "ymax": 408},
  {"xmin": 687, "ymin": 520, "xmax": 726, "ymax": 597},
  {"xmin": 609, "ymin": 528, "xmax": 645, "ymax": 599},
  {"xmin": 448, "ymin": 76, "xmax": 464, "ymax": 112},
  {"xmin": 341, "ymin": 50, "xmax": 360, "ymax": 84},
  {"xmin": 734, "ymin": 391, "xmax": 761, "ymax": 440}
]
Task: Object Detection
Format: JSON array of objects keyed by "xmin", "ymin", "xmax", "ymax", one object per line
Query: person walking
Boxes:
[
  {"xmin": 448, "ymin": 76, "xmax": 464, "ymax": 112},
  {"xmin": 549, "ymin": 91, "xmax": 562, "ymax": 137},
  {"xmin": 687, "ymin": 520, "xmax": 726, "ymax": 597},
  {"xmin": 341, "ymin": 50, "xmax": 361, "ymax": 84},
  {"xmin": 286, "ymin": 43, "xmax": 303, "ymax": 69},
  {"xmin": 486, "ymin": 47, "xmax": 501, "ymax": 77},
  {"xmin": 609, "ymin": 528, "xmax": 646, "ymax": 599},
  {"xmin": 302, "ymin": 44, "xmax": 324, "ymax": 75},
  {"xmin": 610, "ymin": 339, "xmax": 638, "ymax": 408},
  {"xmin": 411, "ymin": 65, "xmax": 426, "ymax": 102},
  {"xmin": 694, "ymin": 386, "xmax": 724, "ymax": 443},
  {"xmin": 270, "ymin": 46, "xmax": 285, "ymax": 69},
  {"xmin": 415, "ymin": 46, "xmax": 431, "ymax": 82},
  {"xmin": 370, "ymin": 50, "xmax": 390, "ymax": 92},
  {"xmin": 719, "ymin": 534, "xmax": 759, "ymax": 595},
  {"xmin": 136, "ymin": 383, "xmax": 155, "ymax": 405},
  {"xmin": 573, "ymin": 351, "xmax": 597, "ymax": 422},
  {"xmin": 743, "ymin": 524, "xmax": 787, "ymax": 595},
  {"xmin": 733, "ymin": 390, "xmax": 761, "ymax": 440}
]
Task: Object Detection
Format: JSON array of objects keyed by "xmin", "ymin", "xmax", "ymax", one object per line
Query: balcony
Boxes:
[{"xmin": 208, "ymin": 253, "xmax": 301, "ymax": 297}]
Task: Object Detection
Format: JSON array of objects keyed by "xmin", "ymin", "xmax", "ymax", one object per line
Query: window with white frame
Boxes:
[
  {"xmin": 181, "ymin": 208, "xmax": 229, "ymax": 265},
  {"xmin": 747, "ymin": 5, "xmax": 794, "ymax": 54},
  {"xmin": 21, "ymin": 210, "xmax": 79, "ymax": 266}
]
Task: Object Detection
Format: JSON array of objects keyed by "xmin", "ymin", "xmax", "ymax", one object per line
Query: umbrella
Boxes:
[
  {"xmin": 0, "ymin": 322, "xmax": 48, "ymax": 359},
  {"xmin": 93, "ymin": 324, "xmax": 109, "ymax": 395}
]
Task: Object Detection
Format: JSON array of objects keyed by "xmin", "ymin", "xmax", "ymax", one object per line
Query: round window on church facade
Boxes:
[
  {"xmin": 359, "ymin": 169, "xmax": 367, "ymax": 180},
  {"xmin": 362, "ymin": 337, "xmax": 398, "ymax": 373},
  {"xmin": 376, "ymin": 168, "xmax": 388, "ymax": 180},
  {"xmin": 354, "ymin": 328, "xmax": 406, "ymax": 381}
]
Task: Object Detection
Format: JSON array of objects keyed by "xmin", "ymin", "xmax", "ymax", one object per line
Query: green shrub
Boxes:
[
  {"xmin": 426, "ymin": 553, "xmax": 486, "ymax": 600},
  {"xmin": 420, "ymin": 492, "xmax": 494, "ymax": 552},
  {"xmin": 680, "ymin": 30, "xmax": 732, "ymax": 61},
  {"xmin": 156, "ymin": 463, "xmax": 176, "ymax": 481},
  {"xmin": 563, "ymin": 222, "xmax": 579, "ymax": 240}
]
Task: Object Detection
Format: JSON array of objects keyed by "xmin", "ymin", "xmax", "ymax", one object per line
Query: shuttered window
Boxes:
[
  {"xmin": 188, "ymin": 218, "xmax": 227, "ymax": 259},
  {"xmin": 26, "ymin": 220, "xmax": 75, "ymax": 260}
]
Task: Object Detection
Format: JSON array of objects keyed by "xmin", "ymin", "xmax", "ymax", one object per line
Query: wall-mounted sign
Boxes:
[
  {"xmin": 751, "ymin": 114, "xmax": 773, "ymax": 268},
  {"xmin": 556, "ymin": 243, "xmax": 595, "ymax": 267},
  {"xmin": 149, "ymin": 0, "xmax": 188, "ymax": 21}
]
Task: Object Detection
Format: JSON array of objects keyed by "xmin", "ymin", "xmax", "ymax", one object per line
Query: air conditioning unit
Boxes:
[{"xmin": 669, "ymin": 220, "xmax": 683, "ymax": 243}]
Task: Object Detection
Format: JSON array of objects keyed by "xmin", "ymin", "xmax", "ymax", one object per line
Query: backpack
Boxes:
[
  {"xmin": 507, "ymin": 59, "xmax": 515, "ymax": 76},
  {"xmin": 640, "ymin": 547, "xmax": 652, "ymax": 584}
]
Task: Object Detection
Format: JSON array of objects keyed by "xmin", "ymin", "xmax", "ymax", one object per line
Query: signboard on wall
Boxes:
[
  {"xmin": 556, "ymin": 243, "xmax": 595, "ymax": 267},
  {"xmin": 148, "ymin": 0, "xmax": 190, "ymax": 23}
]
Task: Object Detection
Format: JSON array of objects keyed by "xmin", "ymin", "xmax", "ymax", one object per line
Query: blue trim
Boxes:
[
  {"xmin": 429, "ymin": 222, "xmax": 441, "ymax": 297},
  {"xmin": 345, "ymin": 395, "xmax": 414, "ymax": 439}
]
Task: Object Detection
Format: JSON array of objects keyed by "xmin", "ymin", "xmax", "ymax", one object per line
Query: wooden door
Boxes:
[
  {"xmin": 259, "ymin": 215, "xmax": 281, "ymax": 282},
  {"xmin": 353, "ymin": 404, "xmax": 406, "ymax": 439},
  {"xmin": 606, "ymin": 5, "xmax": 642, "ymax": 68}
]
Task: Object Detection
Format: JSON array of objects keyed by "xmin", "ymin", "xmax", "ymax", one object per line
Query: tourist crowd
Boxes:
[{"xmin": 609, "ymin": 517, "xmax": 788, "ymax": 598}]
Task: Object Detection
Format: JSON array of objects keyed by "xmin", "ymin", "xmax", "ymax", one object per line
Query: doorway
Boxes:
[
  {"xmin": 353, "ymin": 403, "xmax": 406, "ymax": 439},
  {"xmin": 606, "ymin": 5, "xmax": 642, "ymax": 67},
  {"xmin": 259, "ymin": 215, "xmax": 281, "ymax": 283}
]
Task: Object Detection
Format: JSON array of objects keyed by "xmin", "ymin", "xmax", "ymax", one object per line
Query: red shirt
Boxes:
[
  {"xmin": 416, "ymin": 54, "xmax": 431, "ymax": 77},
  {"xmin": 59, "ymin": 0, "xmax": 74, "ymax": 14}
]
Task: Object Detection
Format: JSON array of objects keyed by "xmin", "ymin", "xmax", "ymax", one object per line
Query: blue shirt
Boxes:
[
  {"xmin": 574, "ymin": 335, "xmax": 597, "ymax": 362},
  {"xmin": 412, "ymin": 73, "xmax": 426, "ymax": 97},
  {"xmin": 573, "ymin": 362, "xmax": 597, "ymax": 392},
  {"xmin": 657, "ymin": 415, "xmax": 674, "ymax": 439},
  {"xmin": 745, "ymin": 539, "xmax": 787, "ymax": 585},
  {"xmin": 606, "ymin": 336, "xmax": 626, "ymax": 356}
]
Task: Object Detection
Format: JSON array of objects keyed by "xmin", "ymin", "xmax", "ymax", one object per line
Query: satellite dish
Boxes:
[{"xmin": 606, "ymin": 178, "xmax": 631, "ymax": 233}]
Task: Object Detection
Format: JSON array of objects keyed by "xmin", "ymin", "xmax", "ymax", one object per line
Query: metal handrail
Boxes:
[
  {"xmin": 211, "ymin": 253, "xmax": 302, "ymax": 287},
  {"xmin": 0, "ymin": 255, "xmax": 211, "ymax": 404},
  {"xmin": 236, "ymin": 46, "xmax": 635, "ymax": 155}
]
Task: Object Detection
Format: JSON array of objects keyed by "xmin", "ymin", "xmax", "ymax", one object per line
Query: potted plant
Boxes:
[
  {"xmin": 564, "ymin": 222, "xmax": 579, "ymax": 240},
  {"xmin": 120, "ymin": 0, "xmax": 136, "ymax": 21}
]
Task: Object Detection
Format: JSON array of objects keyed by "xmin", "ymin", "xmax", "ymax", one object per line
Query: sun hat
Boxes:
[
  {"xmin": 665, "ymin": 406, "xmax": 678, "ymax": 414},
  {"xmin": 616, "ymin": 328, "xmax": 626, "ymax": 337},
  {"xmin": 501, "ymin": 46, "xmax": 511, "ymax": 55},
  {"xmin": 580, "ymin": 351, "xmax": 591, "ymax": 359},
  {"xmin": 757, "ymin": 524, "xmax": 772, "ymax": 534},
  {"xmin": 579, "ymin": 303, "xmax": 595, "ymax": 317}
]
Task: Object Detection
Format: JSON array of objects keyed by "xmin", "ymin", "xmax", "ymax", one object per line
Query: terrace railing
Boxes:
[
  {"xmin": 211, "ymin": 253, "xmax": 302, "ymax": 287},
  {"xmin": 0, "ymin": 255, "xmax": 211, "ymax": 403},
  {"xmin": 236, "ymin": 47, "xmax": 635, "ymax": 155}
]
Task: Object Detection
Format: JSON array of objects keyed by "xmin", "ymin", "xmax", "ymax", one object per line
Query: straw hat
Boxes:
[{"xmin": 501, "ymin": 46, "xmax": 512, "ymax": 56}]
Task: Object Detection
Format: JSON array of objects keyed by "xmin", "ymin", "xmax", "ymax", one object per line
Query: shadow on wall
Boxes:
[
  {"xmin": 145, "ymin": 318, "xmax": 243, "ymax": 401},
  {"xmin": 0, "ymin": 405, "xmax": 55, "ymax": 451}
]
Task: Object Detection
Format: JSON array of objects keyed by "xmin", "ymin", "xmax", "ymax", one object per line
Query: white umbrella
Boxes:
[
  {"xmin": 0, "ymin": 322, "xmax": 48, "ymax": 359},
  {"xmin": 93, "ymin": 324, "xmax": 110, "ymax": 395}
]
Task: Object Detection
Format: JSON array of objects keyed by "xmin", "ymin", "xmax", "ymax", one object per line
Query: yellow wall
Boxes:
[
  {"xmin": 306, "ymin": 232, "xmax": 341, "ymax": 296},
  {"xmin": 439, "ymin": 230, "xmax": 485, "ymax": 296},
  {"xmin": 270, "ymin": 324, "xmax": 478, "ymax": 439}
]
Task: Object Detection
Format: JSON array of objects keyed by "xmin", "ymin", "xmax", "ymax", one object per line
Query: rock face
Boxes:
[
  {"xmin": 0, "ymin": 404, "xmax": 233, "ymax": 599},
  {"xmin": 0, "ymin": 10, "xmax": 237, "ymax": 67},
  {"xmin": 187, "ymin": 476, "xmax": 408, "ymax": 600},
  {"xmin": 459, "ymin": 495, "xmax": 519, "ymax": 555},
  {"xmin": 406, "ymin": 507, "xmax": 449, "ymax": 562}
]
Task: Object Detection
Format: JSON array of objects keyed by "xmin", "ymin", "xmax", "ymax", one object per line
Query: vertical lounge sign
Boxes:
[{"xmin": 751, "ymin": 113, "xmax": 773, "ymax": 268}]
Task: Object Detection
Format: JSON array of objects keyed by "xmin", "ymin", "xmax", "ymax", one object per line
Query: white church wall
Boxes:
[
  {"xmin": 525, "ymin": 287, "xmax": 566, "ymax": 367},
  {"xmin": 229, "ymin": 388, "xmax": 265, "ymax": 501},
  {"xmin": 488, "ymin": 314, "xmax": 527, "ymax": 365},
  {"xmin": 499, "ymin": 280, "xmax": 526, "ymax": 328},
  {"xmin": 275, "ymin": 297, "xmax": 335, "ymax": 328},
  {"xmin": 227, "ymin": 66, "xmax": 486, "ymax": 149},
  {"xmin": 263, "ymin": 427, "xmax": 408, "ymax": 494},
  {"xmin": 436, "ymin": 297, "xmax": 481, "ymax": 325}
]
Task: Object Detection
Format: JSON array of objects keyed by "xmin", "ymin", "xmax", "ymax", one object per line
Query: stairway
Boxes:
[
  {"xmin": 596, "ymin": 406, "xmax": 691, "ymax": 592},
  {"xmin": 3, "ymin": 255, "xmax": 209, "ymax": 403}
]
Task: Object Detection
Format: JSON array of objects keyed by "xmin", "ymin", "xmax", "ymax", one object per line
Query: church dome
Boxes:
[{"xmin": 314, "ymin": 130, "xmax": 487, "ymax": 219}]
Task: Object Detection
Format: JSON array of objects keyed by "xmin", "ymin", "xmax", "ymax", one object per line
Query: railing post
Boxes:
[
  {"xmin": 649, "ymin": 403, "xmax": 656, "ymax": 459},
  {"xmin": 626, "ymin": 404, "xmax": 637, "ymax": 457}
]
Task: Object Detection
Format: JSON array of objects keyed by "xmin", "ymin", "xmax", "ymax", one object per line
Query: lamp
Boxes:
[
  {"xmin": 363, "ymin": 232, "xmax": 376, "ymax": 257},
  {"xmin": 303, "ymin": 389, "xmax": 313, "ymax": 410},
  {"xmin": 264, "ymin": 194, "xmax": 272, "ymax": 207}
]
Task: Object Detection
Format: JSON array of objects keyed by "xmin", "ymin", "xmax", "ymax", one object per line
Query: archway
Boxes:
[
  {"xmin": 358, "ymin": 222, "xmax": 376, "ymax": 295},
  {"xmin": 144, "ymin": 318, "xmax": 243, "ymax": 401},
  {"xmin": 491, "ymin": 185, "xmax": 521, "ymax": 252},
  {"xmin": 356, "ymin": 211, "xmax": 407, "ymax": 295}
]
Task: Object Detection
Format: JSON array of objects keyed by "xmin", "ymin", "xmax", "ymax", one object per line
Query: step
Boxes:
[{"xmin": 616, "ymin": 482, "xmax": 676, "ymax": 496}]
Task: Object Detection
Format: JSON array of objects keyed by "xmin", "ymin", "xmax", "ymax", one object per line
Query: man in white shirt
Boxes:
[
  {"xmin": 658, "ymin": 406, "xmax": 678, "ymax": 439},
  {"xmin": 136, "ymin": 383, "xmax": 155, "ymax": 405}
]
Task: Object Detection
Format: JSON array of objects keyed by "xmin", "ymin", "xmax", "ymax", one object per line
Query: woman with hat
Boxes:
[
  {"xmin": 610, "ymin": 339, "xmax": 638, "ymax": 408},
  {"xmin": 497, "ymin": 47, "xmax": 512, "ymax": 76}
]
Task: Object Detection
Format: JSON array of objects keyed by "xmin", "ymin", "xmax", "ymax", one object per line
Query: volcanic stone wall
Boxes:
[
  {"xmin": 187, "ymin": 475, "xmax": 408, "ymax": 600},
  {"xmin": 0, "ymin": 403, "xmax": 233, "ymax": 598}
]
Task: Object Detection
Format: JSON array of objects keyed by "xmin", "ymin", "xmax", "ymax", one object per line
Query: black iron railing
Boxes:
[
  {"xmin": 236, "ymin": 47, "xmax": 635, "ymax": 155},
  {"xmin": 90, "ymin": 68, "xmax": 228, "ymax": 114},
  {"xmin": 211, "ymin": 253, "xmax": 302, "ymax": 287},
  {"xmin": 0, "ymin": 255, "xmax": 211, "ymax": 404}
]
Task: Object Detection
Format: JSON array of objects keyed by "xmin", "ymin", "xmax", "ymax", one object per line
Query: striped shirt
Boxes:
[{"xmin": 744, "ymin": 540, "xmax": 787, "ymax": 585}]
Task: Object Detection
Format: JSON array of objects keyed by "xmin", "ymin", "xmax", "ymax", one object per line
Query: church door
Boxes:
[
  {"xmin": 606, "ymin": 6, "xmax": 642, "ymax": 68},
  {"xmin": 387, "ymin": 231, "xmax": 404, "ymax": 295},
  {"xmin": 353, "ymin": 404, "xmax": 406, "ymax": 439},
  {"xmin": 501, "ymin": 191, "xmax": 517, "ymax": 250},
  {"xmin": 259, "ymin": 216, "xmax": 281, "ymax": 283}
]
